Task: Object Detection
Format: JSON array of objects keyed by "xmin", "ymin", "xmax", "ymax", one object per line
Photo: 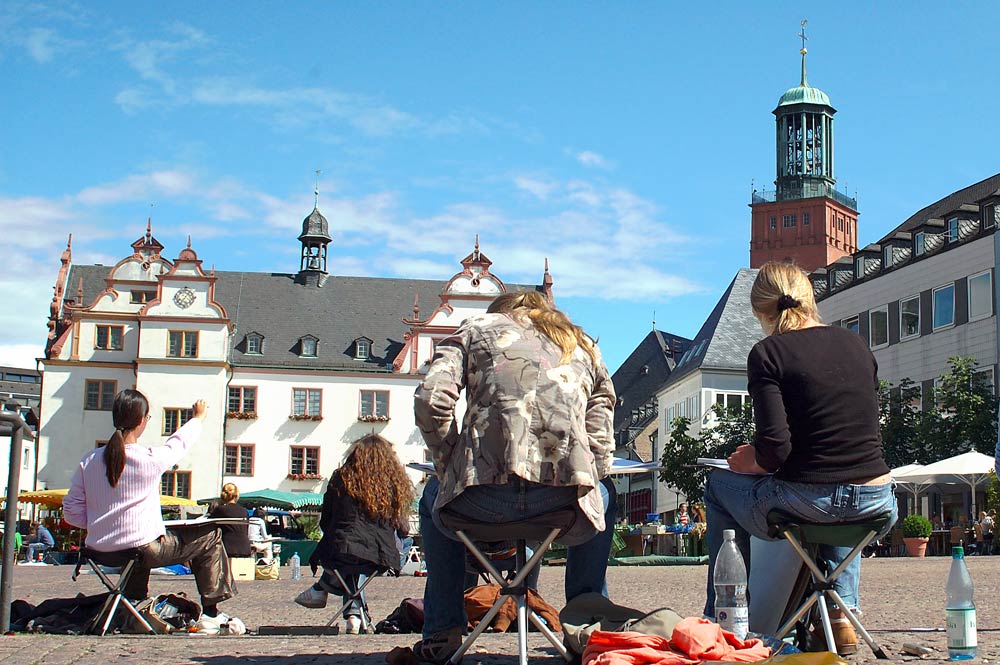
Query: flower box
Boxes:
[
  {"xmin": 227, "ymin": 411, "xmax": 258, "ymax": 420},
  {"xmin": 357, "ymin": 415, "xmax": 390, "ymax": 423},
  {"xmin": 289, "ymin": 414, "xmax": 323, "ymax": 421},
  {"xmin": 286, "ymin": 473, "xmax": 323, "ymax": 481}
]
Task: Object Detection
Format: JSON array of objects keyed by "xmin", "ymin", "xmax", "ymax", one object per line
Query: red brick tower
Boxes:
[{"xmin": 750, "ymin": 23, "xmax": 858, "ymax": 271}]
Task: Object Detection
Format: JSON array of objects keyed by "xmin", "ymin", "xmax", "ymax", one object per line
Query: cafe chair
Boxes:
[
  {"xmin": 438, "ymin": 507, "xmax": 578, "ymax": 665},
  {"xmin": 72, "ymin": 547, "xmax": 155, "ymax": 636},
  {"xmin": 768, "ymin": 510, "xmax": 894, "ymax": 660}
]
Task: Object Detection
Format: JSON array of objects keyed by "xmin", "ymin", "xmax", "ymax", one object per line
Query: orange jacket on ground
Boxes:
[{"xmin": 583, "ymin": 618, "xmax": 771, "ymax": 665}]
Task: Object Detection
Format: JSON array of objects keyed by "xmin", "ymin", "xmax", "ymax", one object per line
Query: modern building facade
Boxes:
[
  {"xmin": 812, "ymin": 174, "xmax": 1000, "ymax": 406},
  {"xmin": 38, "ymin": 213, "xmax": 551, "ymax": 502}
]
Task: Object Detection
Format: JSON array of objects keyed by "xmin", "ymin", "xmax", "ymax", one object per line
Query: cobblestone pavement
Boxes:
[{"xmin": 2, "ymin": 555, "xmax": 998, "ymax": 664}]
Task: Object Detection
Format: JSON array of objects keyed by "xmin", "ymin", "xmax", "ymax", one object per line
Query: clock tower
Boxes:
[{"xmin": 750, "ymin": 23, "xmax": 858, "ymax": 272}]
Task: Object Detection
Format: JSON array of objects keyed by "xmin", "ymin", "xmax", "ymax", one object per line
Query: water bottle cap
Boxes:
[
  {"xmin": 723, "ymin": 529, "xmax": 736, "ymax": 540},
  {"xmin": 952, "ymin": 546, "xmax": 964, "ymax": 559}
]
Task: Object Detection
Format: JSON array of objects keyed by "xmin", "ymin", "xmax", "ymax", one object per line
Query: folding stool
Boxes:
[
  {"xmin": 72, "ymin": 547, "xmax": 155, "ymax": 635},
  {"xmin": 322, "ymin": 564, "xmax": 390, "ymax": 634},
  {"xmin": 767, "ymin": 511, "xmax": 894, "ymax": 660},
  {"xmin": 438, "ymin": 507, "xmax": 578, "ymax": 665}
]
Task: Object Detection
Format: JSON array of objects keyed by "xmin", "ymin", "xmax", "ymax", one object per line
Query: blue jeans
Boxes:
[
  {"xmin": 703, "ymin": 470, "xmax": 897, "ymax": 618},
  {"xmin": 25, "ymin": 543, "xmax": 51, "ymax": 562},
  {"xmin": 420, "ymin": 476, "xmax": 616, "ymax": 638},
  {"xmin": 314, "ymin": 554, "xmax": 378, "ymax": 619}
]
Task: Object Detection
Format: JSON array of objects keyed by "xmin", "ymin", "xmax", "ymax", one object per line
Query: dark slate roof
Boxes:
[
  {"xmin": 876, "ymin": 173, "xmax": 1000, "ymax": 243},
  {"xmin": 611, "ymin": 330, "xmax": 691, "ymax": 434},
  {"xmin": 64, "ymin": 264, "xmax": 542, "ymax": 372},
  {"xmin": 665, "ymin": 269, "xmax": 763, "ymax": 387}
]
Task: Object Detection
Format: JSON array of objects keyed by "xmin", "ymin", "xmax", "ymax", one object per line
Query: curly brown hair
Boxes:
[{"xmin": 337, "ymin": 433, "xmax": 414, "ymax": 522}]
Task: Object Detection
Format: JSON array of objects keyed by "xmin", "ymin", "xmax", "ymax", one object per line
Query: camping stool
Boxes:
[
  {"xmin": 322, "ymin": 565, "xmax": 390, "ymax": 634},
  {"xmin": 438, "ymin": 507, "xmax": 578, "ymax": 665},
  {"xmin": 767, "ymin": 511, "xmax": 894, "ymax": 660},
  {"xmin": 72, "ymin": 547, "xmax": 155, "ymax": 636}
]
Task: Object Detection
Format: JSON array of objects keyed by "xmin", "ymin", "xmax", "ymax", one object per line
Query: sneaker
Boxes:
[
  {"xmin": 413, "ymin": 627, "xmax": 463, "ymax": 664},
  {"xmin": 345, "ymin": 615, "xmax": 362, "ymax": 635},
  {"xmin": 294, "ymin": 586, "xmax": 329, "ymax": 609},
  {"xmin": 225, "ymin": 616, "xmax": 247, "ymax": 636},
  {"xmin": 194, "ymin": 612, "xmax": 228, "ymax": 635}
]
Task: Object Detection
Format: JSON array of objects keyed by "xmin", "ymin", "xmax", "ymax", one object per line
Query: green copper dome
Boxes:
[{"xmin": 777, "ymin": 84, "xmax": 831, "ymax": 108}]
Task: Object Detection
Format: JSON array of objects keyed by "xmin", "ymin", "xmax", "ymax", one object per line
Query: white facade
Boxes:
[{"xmin": 37, "ymin": 227, "xmax": 538, "ymax": 503}]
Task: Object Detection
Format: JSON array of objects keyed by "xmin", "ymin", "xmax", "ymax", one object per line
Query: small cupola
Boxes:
[{"xmin": 298, "ymin": 176, "xmax": 333, "ymax": 278}]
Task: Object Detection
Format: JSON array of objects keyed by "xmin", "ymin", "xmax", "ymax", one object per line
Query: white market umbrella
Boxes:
[
  {"xmin": 890, "ymin": 463, "xmax": 927, "ymax": 515},
  {"xmin": 894, "ymin": 452, "xmax": 996, "ymax": 517}
]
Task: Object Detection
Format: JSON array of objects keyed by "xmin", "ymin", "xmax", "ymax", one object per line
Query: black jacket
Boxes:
[
  {"xmin": 313, "ymin": 473, "xmax": 401, "ymax": 572},
  {"xmin": 208, "ymin": 502, "xmax": 252, "ymax": 557}
]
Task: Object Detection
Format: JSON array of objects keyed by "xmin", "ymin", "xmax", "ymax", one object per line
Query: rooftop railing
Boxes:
[{"xmin": 751, "ymin": 182, "xmax": 858, "ymax": 210}]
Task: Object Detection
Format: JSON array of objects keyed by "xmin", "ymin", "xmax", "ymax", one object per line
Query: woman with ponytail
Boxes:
[
  {"xmin": 64, "ymin": 391, "xmax": 236, "ymax": 624},
  {"xmin": 209, "ymin": 483, "xmax": 252, "ymax": 558},
  {"xmin": 701, "ymin": 262, "xmax": 896, "ymax": 655},
  {"xmin": 412, "ymin": 291, "xmax": 616, "ymax": 663}
]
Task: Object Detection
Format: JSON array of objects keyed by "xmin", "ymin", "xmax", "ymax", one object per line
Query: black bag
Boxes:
[
  {"xmin": 11, "ymin": 593, "xmax": 112, "ymax": 634},
  {"xmin": 375, "ymin": 598, "xmax": 424, "ymax": 634}
]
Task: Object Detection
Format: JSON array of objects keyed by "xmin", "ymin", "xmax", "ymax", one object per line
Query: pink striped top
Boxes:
[{"xmin": 64, "ymin": 418, "xmax": 203, "ymax": 551}]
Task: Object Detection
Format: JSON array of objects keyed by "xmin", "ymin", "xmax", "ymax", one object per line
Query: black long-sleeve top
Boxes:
[{"xmin": 748, "ymin": 325, "xmax": 891, "ymax": 483}]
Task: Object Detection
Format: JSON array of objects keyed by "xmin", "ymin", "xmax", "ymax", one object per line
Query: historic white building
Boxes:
[{"xmin": 38, "ymin": 209, "xmax": 551, "ymax": 502}]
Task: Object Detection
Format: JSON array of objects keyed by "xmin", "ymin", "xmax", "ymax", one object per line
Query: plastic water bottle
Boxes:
[
  {"xmin": 945, "ymin": 545, "xmax": 976, "ymax": 660},
  {"xmin": 290, "ymin": 552, "xmax": 301, "ymax": 581},
  {"xmin": 714, "ymin": 529, "xmax": 749, "ymax": 640}
]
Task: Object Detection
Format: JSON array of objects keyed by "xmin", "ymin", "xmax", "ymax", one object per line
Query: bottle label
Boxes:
[
  {"xmin": 716, "ymin": 606, "xmax": 749, "ymax": 641},
  {"xmin": 946, "ymin": 609, "xmax": 977, "ymax": 649}
]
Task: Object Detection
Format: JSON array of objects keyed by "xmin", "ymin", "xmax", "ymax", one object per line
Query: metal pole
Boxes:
[{"xmin": 1, "ymin": 406, "xmax": 32, "ymax": 633}]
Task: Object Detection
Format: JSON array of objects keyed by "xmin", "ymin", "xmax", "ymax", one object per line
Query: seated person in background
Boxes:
[
  {"xmin": 208, "ymin": 483, "xmax": 252, "ymax": 558},
  {"xmin": 676, "ymin": 503, "xmax": 690, "ymax": 526},
  {"xmin": 2, "ymin": 528, "xmax": 23, "ymax": 562},
  {"xmin": 702, "ymin": 263, "xmax": 896, "ymax": 656},
  {"xmin": 25, "ymin": 521, "xmax": 55, "ymax": 562},
  {"xmin": 63, "ymin": 391, "xmax": 236, "ymax": 627},
  {"xmin": 248, "ymin": 508, "xmax": 273, "ymax": 560},
  {"xmin": 295, "ymin": 433, "xmax": 413, "ymax": 635},
  {"xmin": 413, "ymin": 291, "xmax": 617, "ymax": 663}
]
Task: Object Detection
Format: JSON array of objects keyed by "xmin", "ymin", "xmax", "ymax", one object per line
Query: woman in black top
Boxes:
[
  {"xmin": 293, "ymin": 433, "xmax": 414, "ymax": 634},
  {"xmin": 208, "ymin": 483, "xmax": 252, "ymax": 557},
  {"xmin": 703, "ymin": 261, "xmax": 896, "ymax": 655}
]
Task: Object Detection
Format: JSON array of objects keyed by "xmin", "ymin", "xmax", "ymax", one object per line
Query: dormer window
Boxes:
[
  {"xmin": 299, "ymin": 336, "xmax": 318, "ymax": 358},
  {"xmin": 855, "ymin": 257, "xmax": 865, "ymax": 279},
  {"xmin": 914, "ymin": 232, "xmax": 926, "ymax": 256},
  {"xmin": 983, "ymin": 203, "xmax": 997, "ymax": 230},
  {"xmin": 354, "ymin": 337, "xmax": 372, "ymax": 360},
  {"xmin": 947, "ymin": 218, "xmax": 960, "ymax": 243},
  {"xmin": 245, "ymin": 333, "xmax": 264, "ymax": 355},
  {"xmin": 883, "ymin": 246, "xmax": 893, "ymax": 269}
]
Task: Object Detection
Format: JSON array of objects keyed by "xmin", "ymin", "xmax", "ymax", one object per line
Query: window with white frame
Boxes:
[
  {"xmin": 355, "ymin": 338, "xmax": 371, "ymax": 360},
  {"xmin": 914, "ymin": 232, "xmax": 926, "ymax": 256},
  {"xmin": 842, "ymin": 316, "xmax": 860, "ymax": 335},
  {"xmin": 968, "ymin": 270, "xmax": 992, "ymax": 321},
  {"xmin": 900, "ymin": 296, "xmax": 920, "ymax": 340},
  {"xmin": 933, "ymin": 284, "xmax": 955, "ymax": 329},
  {"xmin": 299, "ymin": 336, "xmax": 318, "ymax": 357},
  {"xmin": 883, "ymin": 246, "xmax": 893, "ymax": 268},
  {"xmin": 714, "ymin": 392, "xmax": 748, "ymax": 413},
  {"xmin": 869, "ymin": 306, "xmax": 889, "ymax": 348},
  {"xmin": 245, "ymin": 333, "xmax": 263, "ymax": 354},
  {"xmin": 947, "ymin": 218, "xmax": 959, "ymax": 243},
  {"xmin": 855, "ymin": 257, "xmax": 866, "ymax": 278}
]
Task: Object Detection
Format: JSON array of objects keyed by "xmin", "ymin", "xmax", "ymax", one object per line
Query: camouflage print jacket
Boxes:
[{"xmin": 414, "ymin": 311, "xmax": 616, "ymax": 533}]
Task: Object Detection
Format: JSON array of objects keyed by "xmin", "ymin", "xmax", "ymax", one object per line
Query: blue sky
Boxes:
[{"xmin": 2, "ymin": 2, "xmax": 999, "ymax": 374}]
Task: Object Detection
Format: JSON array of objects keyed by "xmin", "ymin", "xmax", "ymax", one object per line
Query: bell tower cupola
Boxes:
[
  {"xmin": 298, "ymin": 173, "xmax": 333, "ymax": 276},
  {"xmin": 750, "ymin": 20, "xmax": 859, "ymax": 272}
]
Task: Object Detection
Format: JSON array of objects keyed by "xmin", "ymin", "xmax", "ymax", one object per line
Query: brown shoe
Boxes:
[{"xmin": 830, "ymin": 618, "xmax": 858, "ymax": 656}]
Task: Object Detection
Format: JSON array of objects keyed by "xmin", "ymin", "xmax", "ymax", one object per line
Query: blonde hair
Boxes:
[
  {"xmin": 750, "ymin": 262, "xmax": 821, "ymax": 335},
  {"xmin": 487, "ymin": 291, "xmax": 596, "ymax": 365},
  {"xmin": 220, "ymin": 482, "xmax": 239, "ymax": 504}
]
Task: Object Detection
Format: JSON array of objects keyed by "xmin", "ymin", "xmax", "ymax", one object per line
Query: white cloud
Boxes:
[
  {"xmin": 115, "ymin": 21, "xmax": 209, "ymax": 98},
  {"xmin": 0, "ymin": 344, "xmax": 43, "ymax": 370},
  {"xmin": 24, "ymin": 28, "xmax": 56, "ymax": 62},
  {"xmin": 76, "ymin": 169, "xmax": 197, "ymax": 205},
  {"xmin": 573, "ymin": 149, "xmax": 614, "ymax": 170},
  {"xmin": 514, "ymin": 176, "xmax": 556, "ymax": 201}
]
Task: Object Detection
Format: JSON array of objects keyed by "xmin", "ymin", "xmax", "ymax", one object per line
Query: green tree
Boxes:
[
  {"xmin": 928, "ymin": 356, "xmax": 998, "ymax": 457},
  {"xmin": 658, "ymin": 402, "xmax": 757, "ymax": 504},
  {"xmin": 658, "ymin": 417, "xmax": 708, "ymax": 504},
  {"xmin": 878, "ymin": 378, "xmax": 926, "ymax": 466}
]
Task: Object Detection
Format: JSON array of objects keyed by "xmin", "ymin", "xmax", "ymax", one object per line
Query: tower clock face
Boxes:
[{"xmin": 173, "ymin": 287, "xmax": 196, "ymax": 309}]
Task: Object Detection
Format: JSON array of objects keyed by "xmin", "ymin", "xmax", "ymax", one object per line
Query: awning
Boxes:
[
  {"xmin": 198, "ymin": 488, "xmax": 325, "ymax": 510},
  {"xmin": 3, "ymin": 489, "xmax": 198, "ymax": 507}
]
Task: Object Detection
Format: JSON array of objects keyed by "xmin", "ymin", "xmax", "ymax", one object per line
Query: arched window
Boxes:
[{"xmin": 299, "ymin": 336, "xmax": 319, "ymax": 358}]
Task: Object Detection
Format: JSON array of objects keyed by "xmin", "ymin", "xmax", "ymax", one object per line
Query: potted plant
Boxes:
[{"xmin": 901, "ymin": 514, "xmax": 933, "ymax": 557}]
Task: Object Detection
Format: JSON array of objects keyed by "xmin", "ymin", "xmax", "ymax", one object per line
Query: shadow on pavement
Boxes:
[{"xmin": 193, "ymin": 656, "xmax": 388, "ymax": 665}]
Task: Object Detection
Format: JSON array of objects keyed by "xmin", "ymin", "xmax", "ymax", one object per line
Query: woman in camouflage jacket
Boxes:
[{"xmin": 413, "ymin": 290, "xmax": 616, "ymax": 663}]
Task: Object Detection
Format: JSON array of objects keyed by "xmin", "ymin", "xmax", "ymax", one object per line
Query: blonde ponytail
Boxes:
[{"xmin": 750, "ymin": 262, "xmax": 821, "ymax": 335}]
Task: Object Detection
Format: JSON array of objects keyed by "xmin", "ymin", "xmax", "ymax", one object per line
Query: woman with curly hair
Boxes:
[{"xmin": 294, "ymin": 433, "xmax": 414, "ymax": 634}]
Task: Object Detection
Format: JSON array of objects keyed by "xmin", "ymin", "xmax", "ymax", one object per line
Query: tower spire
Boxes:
[
  {"xmin": 798, "ymin": 19, "xmax": 809, "ymax": 87},
  {"xmin": 314, "ymin": 169, "xmax": 322, "ymax": 208}
]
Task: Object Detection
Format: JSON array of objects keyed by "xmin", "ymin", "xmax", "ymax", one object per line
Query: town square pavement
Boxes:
[{"xmin": 1, "ymin": 556, "xmax": 997, "ymax": 664}]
